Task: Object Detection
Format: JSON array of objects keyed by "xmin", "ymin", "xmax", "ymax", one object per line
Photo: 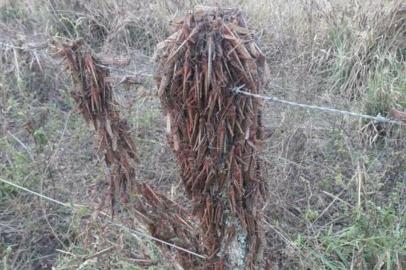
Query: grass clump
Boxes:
[
  {"xmin": 323, "ymin": 2, "xmax": 406, "ymax": 118},
  {"xmin": 308, "ymin": 201, "xmax": 406, "ymax": 269}
]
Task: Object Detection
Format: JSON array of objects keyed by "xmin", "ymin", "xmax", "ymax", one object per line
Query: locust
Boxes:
[{"xmin": 155, "ymin": 6, "xmax": 269, "ymax": 270}]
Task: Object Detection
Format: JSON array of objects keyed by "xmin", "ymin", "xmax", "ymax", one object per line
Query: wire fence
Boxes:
[
  {"xmin": 2, "ymin": 36, "xmax": 406, "ymax": 266},
  {"xmin": 233, "ymin": 85, "xmax": 406, "ymax": 126},
  {"xmin": 0, "ymin": 177, "xmax": 206, "ymax": 259},
  {"xmin": 2, "ymin": 38, "xmax": 405, "ymax": 127},
  {"xmin": 72, "ymin": 64, "xmax": 406, "ymax": 127}
]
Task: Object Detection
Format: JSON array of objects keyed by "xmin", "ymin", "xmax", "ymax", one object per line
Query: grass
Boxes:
[
  {"xmin": 298, "ymin": 189, "xmax": 405, "ymax": 269},
  {"xmin": 0, "ymin": 0, "xmax": 405, "ymax": 269}
]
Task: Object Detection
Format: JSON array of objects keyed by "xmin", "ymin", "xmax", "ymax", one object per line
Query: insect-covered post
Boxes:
[{"xmin": 155, "ymin": 6, "xmax": 269, "ymax": 269}]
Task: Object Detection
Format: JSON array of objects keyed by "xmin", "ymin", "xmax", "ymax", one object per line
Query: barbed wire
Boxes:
[
  {"xmin": 0, "ymin": 40, "xmax": 50, "ymax": 52},
  {"xmin": 0, "ymin": 177, "xmax": 71, "ymax": 207},
  {"xmin": 233, "ymin": 85, "xmax": 406, "ymax": 126},
  {"xmin": 0, "ymin": 177, "xmax": 206, "ymax": 259},
  {"xmin": 0, "ymin": 40, "xmax": 154, "ymax": 79},
  {"xmin": 95, "ymin": 63, "xmax": 154, "ymax": 78},
  {"xmin": 2, "ymin": 39, "xmax": 405, "ymax": 127}
]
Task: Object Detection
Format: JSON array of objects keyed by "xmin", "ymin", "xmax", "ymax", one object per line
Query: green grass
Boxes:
[
  {"xmin": 364, "ymin": 50, "xmax": 406, "ymax": 116},
  {"xmin": 309, "ymin": 201, "xmax": 405, "ymax": 269}
]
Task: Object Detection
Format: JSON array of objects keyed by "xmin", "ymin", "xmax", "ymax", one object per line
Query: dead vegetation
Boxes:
[{"xmin": 322, "ymin": 1, "xmax": 406, "ymax": 108}]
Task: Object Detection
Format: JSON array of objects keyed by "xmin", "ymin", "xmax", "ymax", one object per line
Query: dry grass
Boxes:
[{"xmin": 0, "ymin": 0, "xmax": 405, "ymax": 269}]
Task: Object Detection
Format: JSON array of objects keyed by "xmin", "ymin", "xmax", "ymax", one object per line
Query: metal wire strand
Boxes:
[
  {"xmin": 233, "ymin": 85, "xmax": 405, "ymax": 126},
  {"xmin": 0, "ymin": 177, "xmax": 206, "ymax": 259}
]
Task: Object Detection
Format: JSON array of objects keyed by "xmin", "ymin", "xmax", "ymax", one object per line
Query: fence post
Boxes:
[
  {"xmin": 56, "ymin": 40, "xmax": 206, "ymax": 268},
  {"xmin": 155, "ymin": 6, "xmax": 269, "ymax": 269}
]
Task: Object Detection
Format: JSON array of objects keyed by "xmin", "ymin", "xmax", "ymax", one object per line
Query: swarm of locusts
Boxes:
[
  {"xmin": 56, "ymin": 41, "xmax": 203, "ymax": 268},
  {"xmin": 56, "ymin": 4, "xmax": 270, "ymax": 269},
  {"xmin": 155, "ymin": 6, "xmax": 269, "ymax": 269},
  {"xmin": 56, "ymin": 40, "xmax": 137, "ymax": 212}
]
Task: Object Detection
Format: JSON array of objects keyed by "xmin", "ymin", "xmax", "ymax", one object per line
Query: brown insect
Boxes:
[{"xmin": 155, "ymin": 5, "xmax": 269, "ymax": 269}]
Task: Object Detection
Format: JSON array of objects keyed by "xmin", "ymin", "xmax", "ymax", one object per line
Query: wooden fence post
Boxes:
[{"xmin": 155, "ymin": 6, "xmax": 269, "ymax": 269}]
